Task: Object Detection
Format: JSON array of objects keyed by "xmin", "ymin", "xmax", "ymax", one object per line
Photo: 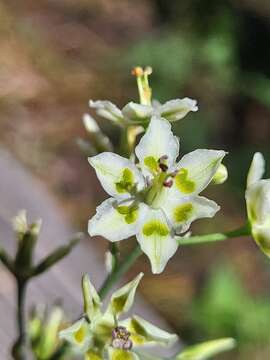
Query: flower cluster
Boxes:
[
  {"xmin": 60, "ymin": 273, "xmax": 177, "ymax": 359},
  {"xmin": 88, "ymin": 115, "xmax": 225, "ymax": 273}
]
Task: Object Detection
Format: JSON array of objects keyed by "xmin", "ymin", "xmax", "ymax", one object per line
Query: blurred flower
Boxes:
[
  {"xmin": 59, "ymin": 273, "xmax": 177, "ymax": 359},
  {"xmin": 246, "ymin": 152, "xmax": 270, "ymax": 256},
  {"xmin": 89, "ymin": 98, "xmax": 197, "ymax": 126},
  {"xmin": 29, "ymin": 305, "xmax": 69, "ymax": 360},
  {"xmin": 89, "ymin": 66, "xmax": 197, "ymax": 128},
  {"xmin": 175, "ymin": 338, "xmax": 236, "ymax": 360},
  {"xmin": 88, "ymin": 117, "xmax": 225, "ymax": 273},
  {"xmin": 122, "ymin": 97, "xmax": 198, "ymax": 124}
]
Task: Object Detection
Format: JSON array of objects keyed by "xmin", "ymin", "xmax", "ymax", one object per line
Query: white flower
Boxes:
[
  {"xmin": 60, "ymin": 273, "xmax": 177, "ymax": 359},
  {"xmin": 88, "ymin": 117, "xmax": 225, "ymax": 273},
  {"xmin": 246, "ymin": 152, "xmax": 270, "ymax": 256},
  {"xmin": 89, "ymin": 98, "xmax": 198, "ymax": 126}
]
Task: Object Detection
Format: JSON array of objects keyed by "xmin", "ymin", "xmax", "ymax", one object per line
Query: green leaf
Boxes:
[
  {"xmin": 32, "ymin": 234, "xmax": 82, "ymax": 277},
  {"xmin": 175, "ymin": 338, "xmax": 236, "ymax": 360},
  {"xmin": 0, "ymin": 246, "xmax": 15, "ymax": 274}
]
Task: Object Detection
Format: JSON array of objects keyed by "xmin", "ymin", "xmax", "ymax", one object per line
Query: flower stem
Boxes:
[
  {"xmin": 12, "ymin": 280, "xmax": 27, "ymax": 360},
  {"xmin": 98, "ymin": 245, "xmax": 142, "ymax": 300},
  {"xmin": 177, "ymin": 224, "xmax": 251, "ymax": 246},
  {"xmin": 98, "ymin": 224, "xmax": 250, "ymax": 300}
]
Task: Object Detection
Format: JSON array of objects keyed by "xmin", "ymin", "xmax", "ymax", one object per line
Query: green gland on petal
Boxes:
[
  {"xmin": 174, "ymin": 203, "xmax": 193, "ymax": 223},
  {"xmin": 116, "ymin": 205, "xmax": 138, "ymax": 224},
  {"xmin": 115, "ymin": 168, "xmax": 134, "ymax": 194},
  {"xmin": 144, "ymin": 156, "xmax": 159, "ymax": 173},
  {"xmin": 142, "ymin": 220, "xmax": 169, "ymax": 237},
  {"xmin": 85, "ymin": 350, "xmax": 103, "ymax": 360},
  {"xmin": 74, "ymin": 324, "xmax": 87, "ymax": 344},
  {"xmin": 175, "ymin": 168, "xmax": 195, "ymax": 194},
  {"xmin": 109, "ymin": 273, "xmax": 143, "ymax": 316},
  {"xmin": 109, "ymin": 348, "xmax": 136, "ymax": 360},
  {"xmin": 59, "ymin": 318, "xmax": 90, "ymax": 350}
]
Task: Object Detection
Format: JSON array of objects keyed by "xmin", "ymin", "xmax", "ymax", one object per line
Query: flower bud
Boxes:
[{"xmin": 212, "ymin": 164, "xmax": 228, "ymax": 185}]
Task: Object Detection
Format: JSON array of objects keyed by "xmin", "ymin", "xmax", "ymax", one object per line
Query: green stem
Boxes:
[
  {"xmin": 177, "ymin": 224, "xmax": 250, "ymax": 246},
  {"xmin": 12, "ymin": 280, "xmax": 27, "ymax": 360},
  {"xmin": 98, "ymin": 224, "xmax": 250, "ymax": 300},
  {"xmin": 99, "ymin": 245, "xmax": 142, "ymax": 300}
]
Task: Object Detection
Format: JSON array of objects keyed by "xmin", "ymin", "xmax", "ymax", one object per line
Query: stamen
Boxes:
[
  {"xmin": 131, "ymin": 67, "xmax": 144, "ymax": 77},
  {"xmin": 159, "ymin": 163, "xmax": 168, "ymax": 172},
  {"xmin": 163, "ymin": 179, "xmax": 173, "ymax": 188},
  {"xmin": 170, "ymin": 170, "xmax": 179, "ymax": 178},
  {"xmin": 158, "ymin": 155, "xmax": 169, "ymax": 172},
  {"xmin": 131, "ymin": 66, "xmax": 152, "ymax": 105},
  {"xmin": 112, "ymin": 326, "xmax": 133, "ymax": 350},
  {"xmin": 159, "ymin": 155, "xmax": 168, "ymax": 162}
]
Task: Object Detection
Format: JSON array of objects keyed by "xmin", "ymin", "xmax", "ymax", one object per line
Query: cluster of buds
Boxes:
[{"xmin": 0, "ymin": 210, "xmax": 80, "ymax": 284}]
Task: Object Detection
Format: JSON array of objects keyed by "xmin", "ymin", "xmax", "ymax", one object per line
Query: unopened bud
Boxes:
[
  {"xmin": 12, "ymin": 210, "xmax": 28, "ymax": 241},
  {"xmin": 212, "ymin": 164, "xmax": 228, "ymax": 185}
]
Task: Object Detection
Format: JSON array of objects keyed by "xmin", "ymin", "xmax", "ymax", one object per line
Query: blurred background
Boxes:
[{"xmin": 1, "ymin": 0, "xmax": 270, "ymax": 359}]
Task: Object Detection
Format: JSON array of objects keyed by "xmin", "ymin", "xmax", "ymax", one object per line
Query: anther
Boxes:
[
  {"xmin": 159, "ymin": 163, "xmax": 168, "ymax": 172},
  {"xmin": 112, "ymin": 326, "xmax": 133, "ymax": 350},
  {"xmin": 158, "ymin": 155, "xmax": 168, "ymax": 162},
  {"xmin": 158, "ymin": 155, "xmax": 169, "ymax": 172},
  {"xmin": 170, "ymin": 170, "xmax": 179, "ymax": 178},
  {"xmin": 163, "ymin": 179, "xmax": 173, "ymax": 188},
  {"xmin": 131, "ymin": 67, "xmax": 144, "ymax": 77}
]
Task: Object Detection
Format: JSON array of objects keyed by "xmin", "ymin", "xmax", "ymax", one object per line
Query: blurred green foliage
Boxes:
[{"xmin": 191, "ymin": 264, "xmax": 270, "ymax": 347}]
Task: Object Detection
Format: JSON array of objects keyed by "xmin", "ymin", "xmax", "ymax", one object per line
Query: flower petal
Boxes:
[
  {"xmin": 175, "ymin": 338, "xmax": 236, "ymax": 360},
  {"xmin": 252, "ymin": 222, "xmax": 270, "ymax": 258},
  {"xmin": 136, "ymin": 208, "xmax": 177, "ymax": 274},
  {"xmin": 59, "ymin": 318, "xmax": 91, "ymax": 352},
  {"xmin": 173, "ymin": 149, "xmax": 226, "ymax": 196},
  {"xmin": 154, "ymin": 192, "xmax": 220, "ymax": 233},
  {"xmin": 157, "ymin": 98, "xmax": 198, "ymax": 122},
  {"xmin": 122, "ymin": 102, "xmax": 152, "ymax": 123},
  {"xmin": 108, "ymin": 348, "xmax": 139, "ymax": 360},
  {"xmin": 245, "ymin": 179, "xmax": 270, "ymax": 224},
  {"xmin": 108, "ymin": 273, "xmax": 143, "ymax": 317},
  {"xmin": 122, "ymin": 315, "xmax": 178, "ymax": 347},
  {"xmin": 89, "ymin": 152, "xmax": 145, "ymax": 199},
  {"xmin": 247, "ymin": 152, "xmax": 265, "ymax": 188},
  {"xmin": 135, "ymin": 117, "xmax": 179, "ymax": 176},
  {"xmin": 89, "ymin": 100, "xmax": 123, "ymax": 124},
  {"xmin": 82, "ymin": 274, "xmax": 101, "ymax": 322},
  {"xmin": 88, "ymin": 198, "xmax": 147, "ymax": 242}
]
